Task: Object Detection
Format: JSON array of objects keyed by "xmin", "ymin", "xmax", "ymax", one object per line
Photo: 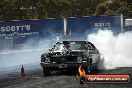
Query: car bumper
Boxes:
[{"xmin": 40, "ymin": 62, "xmax": 88, "ymax": 68}]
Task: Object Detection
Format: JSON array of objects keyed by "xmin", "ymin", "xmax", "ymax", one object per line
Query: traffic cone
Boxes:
[{"xmin": 21, "ymin": 65, "xmax": 25, "ymax": 77}]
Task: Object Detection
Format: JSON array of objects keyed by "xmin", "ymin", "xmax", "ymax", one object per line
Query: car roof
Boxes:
[
  {"xmin": 62, "ymin": 41, "xmax": 90, "ymax": 44},
  {"xmin": 62, "ymin": 41, "xmax": 96, "ymax": 48}
]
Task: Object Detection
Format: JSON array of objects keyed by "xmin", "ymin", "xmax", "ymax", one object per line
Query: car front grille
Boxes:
[{"xmin": 50, "ymin": 56, "xmax": 77, "ymax": 63}]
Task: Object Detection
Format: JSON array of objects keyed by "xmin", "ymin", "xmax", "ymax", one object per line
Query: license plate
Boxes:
[{"xmin": 59, "ymin": 64, "xmax": 67, "ymax": 68}]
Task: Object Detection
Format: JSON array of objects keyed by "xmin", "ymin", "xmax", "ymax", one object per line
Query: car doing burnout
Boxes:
[{"xmin": 40, "ymin": 41, "xmax": 101, "ymax": 76}]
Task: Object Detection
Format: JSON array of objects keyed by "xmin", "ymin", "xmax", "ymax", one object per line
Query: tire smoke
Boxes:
[
  {"xmin": 87, "ymin": 30, "xmax": 132, "ymax": 69},
  {"xmin": 0, "ymin": 39, "xmax": 53, "ymax": 70}
]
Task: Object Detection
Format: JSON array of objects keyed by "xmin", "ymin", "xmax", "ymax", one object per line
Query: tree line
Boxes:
[{"xmin": 0, "ymin": 0, "xmax": 131, "ymax": 21}]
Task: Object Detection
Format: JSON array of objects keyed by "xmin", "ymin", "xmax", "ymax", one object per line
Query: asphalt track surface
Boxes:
[{"xmin": 0, "ymin": 67, "xmax": 132, "ymax": 88}]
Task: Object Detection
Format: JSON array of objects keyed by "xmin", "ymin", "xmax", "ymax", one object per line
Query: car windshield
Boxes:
[
  {"xmin": 53, "ymin": 43, "xmax": 63, "ymax": 52},
  {"xmin": 69, "ymin": 42, "xmax": 85, "ymax": 50},
  {"xmin": 53, "ymin": 42, "xmax": 87, "ymax": 52}
]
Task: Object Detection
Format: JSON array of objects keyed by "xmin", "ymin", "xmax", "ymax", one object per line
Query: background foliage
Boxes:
[{"xmin": 0, "ymin": 0, "xmax": 131, "ymax": 21}]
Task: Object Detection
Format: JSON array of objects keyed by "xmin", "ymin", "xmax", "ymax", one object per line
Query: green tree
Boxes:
[
  {"xmin": 95, "ymin": 0, "xmax": 131, "ymax": 16},
  {"xmin": 0, "ymin": 0, "xmax": 131, "ymax": 21}
]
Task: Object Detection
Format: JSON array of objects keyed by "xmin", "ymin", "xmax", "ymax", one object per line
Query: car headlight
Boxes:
[
  {"xmin": 77, "ymin": 56, "xmax": 82, "ymax": 62},
  {"xmin": 45, "ymin": 57, "xmax": 50, "ymax": 63}
]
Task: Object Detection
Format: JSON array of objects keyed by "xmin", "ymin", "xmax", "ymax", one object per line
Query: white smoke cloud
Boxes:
[
  {"xmin": 0, "ymin": 39, "xmax": 53, "ymax": 70},
  {"xmin": 87, "ymin": 30, "xmax": 132, "ymax": 69}
]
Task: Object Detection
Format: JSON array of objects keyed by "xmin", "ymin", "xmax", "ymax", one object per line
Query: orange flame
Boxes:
[{"xmin": 78, "ymin": 65, "xmax": 86, "ymax": 76}]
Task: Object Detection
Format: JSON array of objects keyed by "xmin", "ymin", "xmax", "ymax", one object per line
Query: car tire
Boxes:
[
  {"xmin": 67, "ymin": 68, "xmax": 77, "ymax": 75},
  {"xmin": 43, "ymin": 67, "xmax": 50, "ymax": 77}
]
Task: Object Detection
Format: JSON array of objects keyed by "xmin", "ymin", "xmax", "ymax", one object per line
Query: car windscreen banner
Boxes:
[
  {"xmin": 0, "ymin": 19, "xmax": 63, "ymax": 49},
  {"xmin": 67, "ymin": 16, "xmax": 121, "ymax": 40}
]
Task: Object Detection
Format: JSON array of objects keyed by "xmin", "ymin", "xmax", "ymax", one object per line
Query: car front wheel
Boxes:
[{"xmin": 43, "ymin": 67, "xmax": 50, "ymax": 77}]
